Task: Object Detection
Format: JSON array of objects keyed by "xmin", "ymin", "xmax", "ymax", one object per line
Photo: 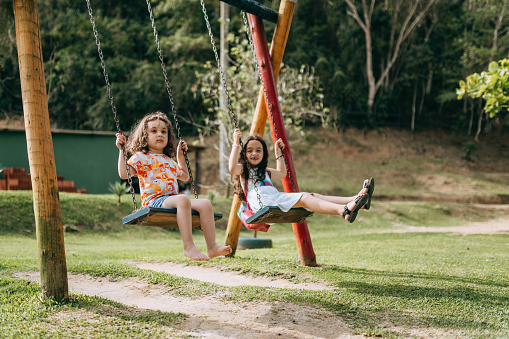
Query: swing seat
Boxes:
[
  {"xmin": 122, "ymin": 206, "xmax": 222, "ymax": 229},
  {"xmin": 246, "ymin": 206, "xmax": 313, "ymax": 224}
]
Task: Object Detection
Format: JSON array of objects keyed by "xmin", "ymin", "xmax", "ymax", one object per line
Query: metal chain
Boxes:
[
  {"xmin": 145, "ymin": 0, "xmax": 198, "ymax": 199},
  {"xmin": 86, "ymin": 0, "xmax": 138, "ymax": 210},
  {"xmin": 200, "ymin": 0, "xmax": 265, "ymax": 208},
  {"xmin": 200, "ymin": 0, "xmax": 238, "ymax": 130},
  {"xmin": 241, "ymin": 11, "xmax": 298, "ymax": 193}
]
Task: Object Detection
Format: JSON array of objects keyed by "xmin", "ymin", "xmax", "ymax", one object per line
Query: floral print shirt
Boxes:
[{"xmin": 128, "ymin": 152, "xmax": 183, "ymax": 206}]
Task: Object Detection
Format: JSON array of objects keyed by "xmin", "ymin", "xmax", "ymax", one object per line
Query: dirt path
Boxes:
[
  {"xmin": 14, "ymin": 271, "xmax": 360, "ymax": 339},
  {"xmin": 381, "ymin": 208, "xmax": 509, "ymax": 235}
]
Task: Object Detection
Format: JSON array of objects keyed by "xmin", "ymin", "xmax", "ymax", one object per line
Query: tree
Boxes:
[
  {"xmin": 457, "ymin": 56, "xmax": 509, "ymax": 120},
  {"xmin": 197, "ymin": 31, "xmax": 328, "ymax": 139},
  {"xmin": 343, "ymin": 0, "xmax": 440, "ymax": 114}
]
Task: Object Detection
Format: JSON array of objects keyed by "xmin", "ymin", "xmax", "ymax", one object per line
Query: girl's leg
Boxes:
[
  {"xmin": 310, "ymin": 193, "xmax": 357, "ymax": 205},
  {"xmin": 293, "ymin": 193, "xmax": 365, "ymax": 221},
  {"xmin": 309, "ymin": 179, "xmax": 369, "ymax": 205},
  {"xmin": 190, "ymin": 199, "xmax": 232, "ymax": 259},
  {"xmin": 161, "ymin": 195, "xmax": 209, "ymax": 261}
]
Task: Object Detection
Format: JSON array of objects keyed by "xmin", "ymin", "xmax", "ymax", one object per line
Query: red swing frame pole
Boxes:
[{"xmin": 247, "ymin": 13, "xmax": 317, "ymax": 267}]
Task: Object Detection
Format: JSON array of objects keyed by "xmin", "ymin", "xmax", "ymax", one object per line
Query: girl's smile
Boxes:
[{"xmin": 246, "ymin": 140, "xmax": 264, "ymax": 166}]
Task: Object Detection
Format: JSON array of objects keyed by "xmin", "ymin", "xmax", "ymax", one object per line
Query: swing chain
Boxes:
[
  {"xmin": 86, "ymin": 0, "xmax": 138, "ymax": 211},
  {"xmin": 145, "ymin": 0, "xmax": 198, "ymax": 199},
  {"xmin": 200, "ymin": 0, "xmax": 264, "ymax": 208},
  {"xmin": 200, "ymin": 0, "xmax": 238, "ymax": 130},
  {"xmin": 242, "ymin": 11, "xmax": 298, "ymax": 194}
]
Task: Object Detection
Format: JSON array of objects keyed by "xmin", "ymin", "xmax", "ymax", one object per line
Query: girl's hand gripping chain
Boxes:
[
  {"xmin": 115, "ymin": 133, "xmax": 126, "ymax": 150},
  {"xmin": 275, "ymin": 138, "xmax": 285, "ymax": 160},
  {"xmin": 177, "ymin": 139, "xmax": 188, "ymax": 155},
  {"xmin": 233, "ymin": 129, "xmax": 242, "ymax": 146}
]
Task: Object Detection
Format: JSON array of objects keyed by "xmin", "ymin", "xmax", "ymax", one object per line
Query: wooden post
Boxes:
[
  {"xmin": 224, "ymin": 196, "xmax": 243, "ymax": 257},
  {"xmin": 13, "ymin": 0, "xmax": 68, "ymax": 299},
  {"xmin": 224, "ymin": 0, "xmax": 298, "ymax": 257},
  {"xmin": 248, "ymin": 13, "xmax": 317, "ymax": 267},
  {"xmin": 251, "ymin": 0, "xmax": 295, "ymax": 136}
]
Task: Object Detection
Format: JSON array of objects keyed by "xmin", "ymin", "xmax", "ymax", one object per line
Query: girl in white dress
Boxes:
[{"xmin": 229, "ymin": 129, "xmax": 374, "ymax": 223}]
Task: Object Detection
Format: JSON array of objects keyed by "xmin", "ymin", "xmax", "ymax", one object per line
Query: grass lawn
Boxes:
[{"xmin": 1, "ymin": 191, "xmax": 508, "ymax": 338}]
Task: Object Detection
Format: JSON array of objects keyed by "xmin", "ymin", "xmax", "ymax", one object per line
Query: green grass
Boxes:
[{"xmin": 1, "ymin": 191, "xmax": 509, "ymax": 338}]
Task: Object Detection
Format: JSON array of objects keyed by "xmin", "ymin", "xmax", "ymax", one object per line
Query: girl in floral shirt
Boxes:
[{"xmin": 116, "ymin": 112, "xmax": 231, "ymax": 261}]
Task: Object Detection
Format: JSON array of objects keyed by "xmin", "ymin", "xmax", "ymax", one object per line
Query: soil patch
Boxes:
[
  {"xmin": 14, "ymin": 271, "xmax": 360, "ymax": 339},
  {"xmin": 131, "ymin": 261, "xmax": 333, "ymax": 291}
]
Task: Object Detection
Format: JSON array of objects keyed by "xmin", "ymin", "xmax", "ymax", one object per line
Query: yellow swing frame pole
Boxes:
[
  {"xmin": 224, "ymin": 0, "xmax": 296, "ymax": 256},
  {"xmin": 13, "ymin": 0, "xmax": 68, "ymax": 300}
]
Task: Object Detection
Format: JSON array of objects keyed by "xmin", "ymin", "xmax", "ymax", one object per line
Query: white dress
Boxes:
[{"xmin": 241, "ymin": 171, "xmax": 303, "ymax": 213}]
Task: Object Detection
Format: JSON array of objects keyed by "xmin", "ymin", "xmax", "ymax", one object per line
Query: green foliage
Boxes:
[
  {"xmin": 108, "ymin": 181, "xmax": 130, "ymax": 204},
  {"xmin": 457, "ymin": 56, "xmax": 509, "ymax": 118},
  {"xmin": 196, "ymin": 29, "xmax": 328, "ymax": 139}
]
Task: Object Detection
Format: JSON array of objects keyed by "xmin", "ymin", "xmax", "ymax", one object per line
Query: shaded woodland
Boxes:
[{"xmin": 1, "ymin": 0, "xmax": 508, "ymax": 136}]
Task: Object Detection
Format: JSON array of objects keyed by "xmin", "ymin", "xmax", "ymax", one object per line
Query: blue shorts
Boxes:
[{"xmin": 148, "ymin": 196, "xmax": 168, "ymax": 208}]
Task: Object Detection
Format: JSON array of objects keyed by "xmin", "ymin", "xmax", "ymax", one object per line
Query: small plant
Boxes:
[
  {"xmin": 207, "ymin": 190, "xmax": 217, "ymax": 204},
  {"xmin": 108, "ymin": 181, "xmax": 130, "ymax": 204},
  {"xmin": 463, "ymin": 142, "xmax": 478, "ymax": 161}
]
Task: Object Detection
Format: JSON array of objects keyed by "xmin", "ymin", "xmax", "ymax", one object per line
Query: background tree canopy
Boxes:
[{"xmin": 1, "ymin": 0, "xmax": 508, "ymax": 135}]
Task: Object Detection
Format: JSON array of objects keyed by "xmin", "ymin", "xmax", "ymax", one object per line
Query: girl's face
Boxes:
[
  {"xmin": 146, "ymin": 119, "xmax": 169, "ymax": 153},
  {"xmin": 245, "ymin": 139, "xmax": 264, "ymax": 167}
]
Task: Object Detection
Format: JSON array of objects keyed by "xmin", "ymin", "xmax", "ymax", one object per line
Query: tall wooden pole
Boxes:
[
  {"xmin": 13, "ymin": 0, "xmax": 68, "ymax": 299},
  {"xmin": 248, "ymin": 13, "xmax": 317, "ymax": 267},
  {"xmin": 250, "ymin": 0, "xmax": 295, "ymax": 136}
]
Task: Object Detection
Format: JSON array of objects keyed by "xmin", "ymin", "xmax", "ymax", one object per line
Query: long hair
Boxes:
[
  {"xmin": 126, "ymin": 111, "xmax": 177, "ymax": 158},
  {"xmin": 234, "ymin": 135, "xmax": 269, "ymax": 201}
]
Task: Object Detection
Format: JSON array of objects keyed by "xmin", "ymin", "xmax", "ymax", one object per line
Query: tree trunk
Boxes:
[
  {"xmin": 467, "ymin": 99, "xmax": 473, "ymax": 136},
  {"xmin": 474, "ymin": 99, "xmax": 483, "ymax": 142},
  {"xmin": 13, "ymin": 0, "xmax": 68, "ymax": 300},
  {"xmin": 219, "ymin": 2, "xmax": 230, "ymax": 184},
  {"xmin": 345, "ymin": 0, "xmax": 438, "ymax": 114},
  {"xmin": 491, "ymin": 1, "xmax": 506, "ymax": 59},
  {"xmin": 411, "ymin": 82, "xmax": 417, "ymax": 132}
]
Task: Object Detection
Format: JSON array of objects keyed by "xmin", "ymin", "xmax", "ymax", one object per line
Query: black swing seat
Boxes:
[
  {"xmin": 246, "ymin": 206, "xmax": 313, "ymax": 224},
  {"xmin": 122, "ymin": 206, "xmax": 222, "ymax": 229}
]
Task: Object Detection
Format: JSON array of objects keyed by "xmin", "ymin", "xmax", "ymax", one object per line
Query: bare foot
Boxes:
[
  {"xmin": 183, "ymin": 246, "xmax": 210, "ymax": 261},
  {"xmin": 207, "ymin": 244, "xmax": 232, "ymax": 259}
]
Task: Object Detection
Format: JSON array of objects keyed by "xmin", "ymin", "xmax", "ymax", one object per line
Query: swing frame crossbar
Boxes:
[
  {"xmin": 246, "ymin": 207, "xmax": 313, "ymax": 224},
  {"xmin": 219, "ymin": 0, "xmax": 278, "ymax": 23},
  {"xmin": 123, "ymin": 207, "xmax": 222, "ymax": 229}
]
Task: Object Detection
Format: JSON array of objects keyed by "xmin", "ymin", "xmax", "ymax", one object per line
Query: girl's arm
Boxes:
[
  {"xmin": 229, "ymin": 129, "xmax": 243, "ymax": 176},
  {"xmin": 116, "ymin": 133, "xmax": 136, "ymax": 179},
  {"xmin": 267, "ymin": 138, "xmax": 287, "ymax": 181},
  {"xmin": 177, "ymin": 139, "xmax": 190, "ymax": 182}
]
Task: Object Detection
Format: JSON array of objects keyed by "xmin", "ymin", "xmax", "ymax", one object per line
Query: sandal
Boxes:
[
  {"xmin": 343, "ymin": 193, "xmax": 368, "ymax": 223},
  {"xmin": 363, "ymin": 177, "xmax": 375, "ymax": 210}
]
